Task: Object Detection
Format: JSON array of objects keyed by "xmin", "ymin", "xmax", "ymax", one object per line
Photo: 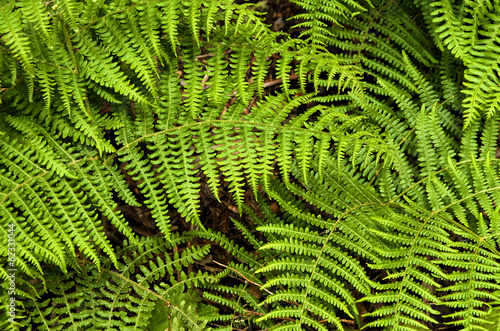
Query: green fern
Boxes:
[
  {"xmin": 18, "ymin": 236, "xmax": 218, "ymax": 330},
  {"xmin": 3, "ymin": 0, "xmax": 500, "ymax": 329}
]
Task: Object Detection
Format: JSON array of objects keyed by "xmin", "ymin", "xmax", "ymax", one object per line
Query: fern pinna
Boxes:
[{"xmin": 2, "ymin": 0, "xmax": 500, "ymax": 330}]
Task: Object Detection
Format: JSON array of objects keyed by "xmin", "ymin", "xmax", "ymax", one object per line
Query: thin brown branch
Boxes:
[
  {"xmin": 213, "ymin": 260, "xmax": 274, "ymax": 295},
  {"xmin": 263, "ymin": 74, "xmax": 300, "ymax": 88}
]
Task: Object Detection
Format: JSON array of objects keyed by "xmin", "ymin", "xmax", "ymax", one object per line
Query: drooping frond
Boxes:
[{"xmin": 0, "ymin": 3, "xmax": 35, "ymax": 97}]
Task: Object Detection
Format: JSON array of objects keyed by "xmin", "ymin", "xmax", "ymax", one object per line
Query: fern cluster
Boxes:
[
  {"xmin": 2, "ymin": 0, "xmax": 500, "ymax": 330},
  {"xmin": 22, "ymin": 236, "xmax": 220, "ymax": 330}
]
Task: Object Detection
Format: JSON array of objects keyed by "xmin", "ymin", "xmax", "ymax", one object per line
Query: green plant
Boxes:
[{"xmin": 2, "ymin": 0, "xmax": 500, "ymax": 330}]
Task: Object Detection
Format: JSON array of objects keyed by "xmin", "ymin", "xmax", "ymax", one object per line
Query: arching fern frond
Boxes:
[{"xmin": 0, "ymin": 3, "xmax": 35, "ymax": 97}]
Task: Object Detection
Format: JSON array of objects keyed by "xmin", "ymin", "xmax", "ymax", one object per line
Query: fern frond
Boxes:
[
  {"xmin": 92, "ymin": 10, "xmax": 158, "ymax": 98},
  {"xmin": 149, "ymin": 124, "xmax": 202, "ymax": 228},
  {"xmin": 205, "ymin": 45, "xmax": 229, "ymax": 107},
  {"xmin": 461, "ymin": 8, "xmax": 500, "ymax": 127},
  {"xmin": 24, "ymin": 236, "xmax": 215, "ymax": 330},
  {"xmin": 136, "ymin": 2, "xmax": 169, "ymax": 64},
  {"xmin": 186, "ymin": 0, "xmax": 203, "ymax": 47},
  {"xmin": 59, "ymin": 0, "xmax": 81, "ymax": 33},
  {"xmin": 213, "ymin": 121, "xmax": 246, "ymax": 211},
  {"xmin": 182, "ymin": 46, "xmax": 205, "ymax": 119},
  {"xmin": 18, "ymin": 0, "xmax": 52, "ymax": 47},
  {"xmin": 74, "ymin": 30, "xmax": 148, "ymax": 105},
  {"xmin": 5, "ymin": 115, "xmax": 74, "ymax": 178},
  {"xmin": 291, "ymin": 0, "xmax": 369, "ymax": 45},
  {"xmin": 440, "ymin": 50, "xmax": 465, "ymax": 113},
  {"xmin": 116, "ymin": 110, "xmax": 171, "ymax": 238},
  {"xmin": 252, "ymin": 47, "xmax": 272, "ymax": 98},
  {"xmin": 430, "ymin": 0, "xmax": 470, "ymax": 60},
  {"xmin": 194, "ymin": 122, "xmax": 220, "ymax": 200},
  {"xmin": 0, "ymin": 119, "xmax": 125, "ymax": 271},
  {"xmin": 159, "ymin": 0, "xmax": 181, "ymax": 55},
  {"xmin": 0, "ymin": 4, "xmax": 35, "ymax": 97},
  {"xmin": 229, "ymin": 46, "xmax": 252, "ymax": 106},
  {"xmin": 361, "ymin": 210, "xmax": 447, "ymax": 329}
]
